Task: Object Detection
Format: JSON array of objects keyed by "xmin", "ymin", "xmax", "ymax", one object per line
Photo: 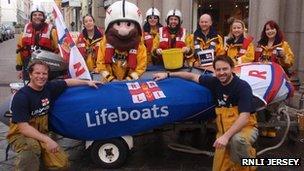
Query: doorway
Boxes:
[{"xmin": 195, "ymin": 0, "xmax": 249, "ymax": 36}]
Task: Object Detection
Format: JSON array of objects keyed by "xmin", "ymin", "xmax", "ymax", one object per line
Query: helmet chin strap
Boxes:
[
  {"xmin": 168, "ymin": 24, "xmax": 180, "ymax": 34},
  {"xmin": 32, "ymin": 22, "xmax": 44, "ymax": 30}
]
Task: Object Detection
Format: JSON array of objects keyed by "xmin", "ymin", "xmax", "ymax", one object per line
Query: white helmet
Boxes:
[
  {"xmin": 145, "ymin": 7, "xmax": 160, "ymax": 18},
  {"xmin": 105, "ymin": 0, "xmax": 143, "ymax": 33},
  {"xmin": 166, "ymin": 9, "xmax": 182, "ymax": 24},
  {"xmin": 30, "ymin": 4, "xmax": 46, "ymax": 21}
]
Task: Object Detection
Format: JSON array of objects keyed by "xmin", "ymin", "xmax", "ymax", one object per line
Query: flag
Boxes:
[{"xmin": 51, "ymin": 2, "xmax": 91, "ymax": 80}]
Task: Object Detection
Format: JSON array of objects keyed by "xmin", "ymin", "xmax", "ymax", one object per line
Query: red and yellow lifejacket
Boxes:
[
  {"xmin": 144, "ymin": 32, "xmax": 154, "ymax": 53},
  {"xmin": 159, "ymin": 27, "xmax": 186, "ymax": 49},
  {"xmin": 19, "ymin": 23, "xmax": 55, "ymax": 60},
  {"xmin": 77, "ymin": 33, "xmax": 101, "ymax": 60},
  {"xmin": 254, "ymin": 44, "xmax": 282, "ymax": 63}
]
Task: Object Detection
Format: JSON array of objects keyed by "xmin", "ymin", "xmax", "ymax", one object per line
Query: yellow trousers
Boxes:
[
  {"xmin": 9, "ymin": 134, "xmax": 69, "ymax": 171},
  {"xmin": 213, "ymin": 127, "xmax": 258, "ymax": 171}
]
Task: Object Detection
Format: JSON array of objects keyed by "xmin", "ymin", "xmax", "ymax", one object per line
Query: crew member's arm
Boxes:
[
  {"xmin": 151, "ymin": 33, "xmax": 162, "ymax": 56},
  {"xmin": 64, "ymin": 78, "xmax": 101, "ymax": 88},
  {"xmin": 213, "ymin": 112, "xmax": 249, "ymax": 148},
  {"xmin": 184, "ymin": 34, "xmax": 195, "ymax": 66},
  {"xmin": 127, "ymin": 40, "xmax": 147, "ymax": 80},
  {"xmin": 16, "ymin": 34, "xmax": 24, "ymax": 79},
  {"xmin": 278, "ymin": 41, "xmax": 294, "ymax": 68},
  {"xmin": 215, "ymin": 35, "xmax": 225, "ymax": 56},
  {"xmin": 96, "ymin": 38, "xmax": 115, "ymax": 82},
  {"xmin": 153, "ymin": 71, "xmax": 200, "ymax": 83},
  {"xmin": 17, "ymin": 122, "xmax": 59, "ymax": 153},
  {"xmin": 240, "ymin": 42, "xmax": 255, "ymax": 63},
  {"xmin": 50, "ymin": 28, "xmax": 59, "ymax": 53}
]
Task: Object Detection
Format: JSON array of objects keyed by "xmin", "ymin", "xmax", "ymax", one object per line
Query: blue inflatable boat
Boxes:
[{"xmin": 50, "ymin": 78, "xmax": 215, "ymax": 140}]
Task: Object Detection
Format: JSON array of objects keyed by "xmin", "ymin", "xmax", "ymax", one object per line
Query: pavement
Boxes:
[{"xmin": 0, "ymin": 36, "xmax": 304, "ymax": 171}]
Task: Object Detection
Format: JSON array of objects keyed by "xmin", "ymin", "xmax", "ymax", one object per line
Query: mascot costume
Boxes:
[{"xmin": 96, "ymin": 0, "xmax": 147, "ymax": 82}]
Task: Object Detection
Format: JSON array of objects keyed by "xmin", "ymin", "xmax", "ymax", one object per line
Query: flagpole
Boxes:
[{"xmin": 51, "ymin": 0, "xmax": 92, "ymax": 80}]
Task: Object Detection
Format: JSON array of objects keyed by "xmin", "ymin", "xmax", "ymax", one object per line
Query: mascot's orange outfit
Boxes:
[{"xmin": 96, "ymin": 1, "xmax": 147, "ymax": 81}]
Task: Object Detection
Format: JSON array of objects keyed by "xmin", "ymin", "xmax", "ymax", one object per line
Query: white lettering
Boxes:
[
  {"xmin": 108, "ymin": 112, "xmax": 118, "ymax": 123},
  {"xmin": 100, "ymin": 109, "xmax": 108, "ymax": 124},
  {"xmin": 86, "ymin": 112, "xmax": 96, "ymax": 127},
  {"xmin": 95, "ymin": 110, "xmax": 100, "ymax": 125},
  {"xmin": 241, "ymin": 158, "xmax": 264, "ymax": 166},
  {"xmin": 130, "ymin": 110, "xmax": 141, "ymax": 120},
  {"xmin": 151, "ymin": 105, "xmax": 160, "ymax": 118},
  {"xmin": 118, "ymin": 107, "xmax": 129, "ymax": 121},
  {"xmin": 142, "ymin": 108, "xmax": 152, "ymax": 119},
  {"xmin": 160, "ymin": 106, "xmax": 169, "ymax": 117},
  {"xmin": 85, "ymin": 105, "xmax": 170, "ymax": 127}
]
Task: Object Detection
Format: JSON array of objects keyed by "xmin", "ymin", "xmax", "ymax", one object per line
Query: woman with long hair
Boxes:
[
  {"xmin": 255, "ymin": 20, "xmax": 294, "ymax": 137},
  {"xmin": 143, "ymin": 8, "xmax": 163, "ymax": 65},
  {"xmin": 76, "ymin": 14, "xmax": 103, "ymax": 72},
  {"xmin": 225, "ymin": 19, "xmax": 254, "ymax": 65},
  {"xmin": 255, "ymin": 20, "xmax": 294, "ymax": 71}
]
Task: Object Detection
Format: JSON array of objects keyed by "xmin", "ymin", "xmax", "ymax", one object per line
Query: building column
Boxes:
[
  {"xmin": 283, "ymin": 0, "xmax": 302, "ymax": 71},
  {"xmin": 296, "ymin": 0, "xmax": 304, "ymax": 79},
  {"xmin": 248, "ymin": 0, "xmax": 280, "ymax": 42}
]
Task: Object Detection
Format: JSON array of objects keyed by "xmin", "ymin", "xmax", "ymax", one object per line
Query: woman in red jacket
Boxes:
[{"xmin": 77, "ymin": 14, "xmax": 103, "ymax": 72}]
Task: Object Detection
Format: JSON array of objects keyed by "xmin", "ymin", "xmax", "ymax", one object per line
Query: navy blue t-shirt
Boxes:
[
  {"xmin": 11, "ymin": 80, "xmax": 67, "ymax": 123},
  {"xmin": 198, "ymin": 74, "xmax": 255, "ymax": 114}
]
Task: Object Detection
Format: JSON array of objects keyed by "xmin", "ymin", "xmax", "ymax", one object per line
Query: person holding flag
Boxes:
[
  {"xmin": 52, "ymin": 1, "xmax": 92, "ymax": 80},
  {"xmin": 15, "ymin": 4, "xmax": 59, "ymax": 81}
]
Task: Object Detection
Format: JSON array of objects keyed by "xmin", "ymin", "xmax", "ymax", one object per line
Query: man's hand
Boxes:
[
  {"xmin": 91, "ymin": 68, "xmax": 99, "ymax": 74},
  {"xmin": 213, "ymin": 135, "xmax": 229, "ymax": 149},
  {"xmin": 44, "ymin": 137, "xmax": 59, "ymax": 153},
  {"xmin": 156, "ymin": 48, "xmax": 163, "ymax": 55},
  {"xmin": 153, "ymin": 72, "xmax": 168, "ymax": 81},
  {"xmin": 17, "ymin": 71, "xmax": 23, "ymax": 80},
  {"xmin": 182, "ymin": 47, "xmax": 190, "ymax": 54},
  {"xmin": 87, "ymin": 80, "xmax": 102, "ymax": 88}
]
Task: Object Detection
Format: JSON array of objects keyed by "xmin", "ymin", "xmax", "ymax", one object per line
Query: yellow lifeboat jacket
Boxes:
[
  {"xmin": 225, "ymin": 35, "xmax": 254, "ymax": 65},
  {"xmin": 193, "ymin": 28, "xmax": 225, "ymax": 56},
  {"xmin": 254, "ymin": 41, "xmax": 294, "ymax": 69},
  {"xmin": 96, "ymin": 37, "xmax": 147, "ymax": 82},
  {"xmin": 76, "ymin": 26, "xmax": 103, "ymax": 72}
]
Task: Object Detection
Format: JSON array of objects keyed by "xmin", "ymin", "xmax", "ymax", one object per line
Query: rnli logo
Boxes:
[
  {"xmin": 41, "ymin": 98, "xmax": 50, "ymax": 106},
  {"xmin": 127, "ymin": 81, "xmax": 166, "ymax": 103}
]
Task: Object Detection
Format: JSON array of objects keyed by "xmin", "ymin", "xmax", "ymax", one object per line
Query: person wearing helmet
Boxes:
[
  {"xmin": 152, "ymin": 9, "xmax": 194, "ymax": 68},
  {"xmin": 143, "ymin": 7, "xmax": 163, "ymax": 65},
  {"xmin": 15, "ymin": 4, "xmax": 59, "ymax": 82},
  {"xmin": 96, "ymin": 0, "xmax": 147, "ymax": 82},
  {"xmin": 192, "ymin": 14, "xmax": 225, "ymax": 67},
  {"xmin": 76, "ymin": 14, "xmax": 104, "ymax": 73}
]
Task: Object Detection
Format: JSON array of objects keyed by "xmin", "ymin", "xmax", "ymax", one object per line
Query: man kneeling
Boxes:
[
  {"xmin": 7, "ymin": 60, "xmax": 101, "ymax": 170},
  {"xmin": 154, "ymin": 55, "xmax": 258, "ymax": 170}
]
